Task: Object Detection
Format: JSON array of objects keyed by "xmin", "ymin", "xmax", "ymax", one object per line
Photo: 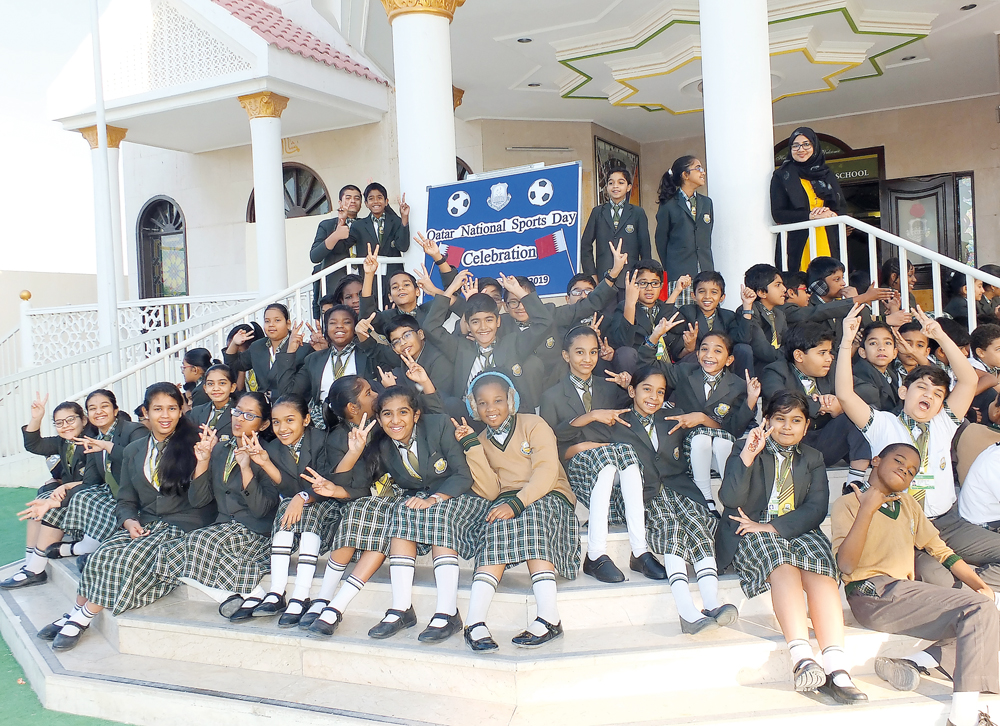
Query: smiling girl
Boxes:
[
  {"xmin": 181, "ymin": 348, "xmax": 217, "ymax": 408},
  {"xmin": 224, "ymin": 303, "xmax": 310, "ymax": 398},
  {"xmin": 185, "ymin": 364, "xmax": 237, "ymax": 439}
]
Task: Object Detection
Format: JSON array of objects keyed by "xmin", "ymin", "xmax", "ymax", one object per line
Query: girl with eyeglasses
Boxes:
[{"xmin": 185, "ymin": 363, "xmax": 237, "ymax": 440}]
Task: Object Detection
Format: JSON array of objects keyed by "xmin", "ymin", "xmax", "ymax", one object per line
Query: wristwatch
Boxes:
[
  {"xmin": 604, "ymin": 270, "xmax": 619, "ymax": 284},
  {"xmin": 434, "ymin": 256, "xmax": 448, "ymax": 267},
  {"xmin": 298, "ymin": 491, "xmax": 310, "ymax": 502},
  {"xmin": 430, "ymin": 493, "xmax": 445, "ymax": 503}
]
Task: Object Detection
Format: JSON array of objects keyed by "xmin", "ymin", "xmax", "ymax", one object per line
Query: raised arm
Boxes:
[
  {"xmin": 835, "ymin": 304, "xmax": 874, "ymax": 429},
  {"xmin": 915, "ymin": 308, "xmax": 978, "ymax": 418}
]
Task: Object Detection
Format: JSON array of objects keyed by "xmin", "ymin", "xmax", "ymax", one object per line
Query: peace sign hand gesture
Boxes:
[
  {"xmin": 413, "ymin": 231, "xmax": 441, "ymax": 261},
  {"xmin": 306, "ymin": 320, "xmax": 327, "ymax": 350},
  {"xmin": 402, "ymin": 353, "xmax": 434, "ymax": 393},
  {"xmin": 30, "ymin": 392, "xmax": 48, "ymax": 423},
  {"xmin": 243, "ymin": 431, "xmax": 269, "ymax": 465},
  {"xmin": 194, "ymin": 425, "xmax": 218, "ymax": 462},
  {"xmin": 745, "ymin": 370, "xmax": 762, "ymax": 408},
  {"xmin": 608, "ymin": 238, "xmax": 628, "ymax": 279},
  {"xmin": 347, "ymin": 414, "xmax": 378, "ymax": 456},
  {"xmin": 589, "ymin": 408, "xmax": 632, "ymax": 427},
  {"xmin": 286, "ymin": 321, "xmax": 306, "ymax": 353},
  {"xmin": 363, "ymin": 244, "xmax": 381, "ymax": 277},
  {"xmin": 301, "ymin": 466, "xmax": 336, "ymax": 498},
  {"xmin": 398, "ymin": 193, "xmax": 409, "ymax": 225},
  {"xmin": 451, "ymin": 417, "xmax": 474, "ymax": 441},
  {"xmin": 729, "ymin": 507, "xmax": 777, "ymax": 536},
  {"xmin": 740, "ymin": 425, "xmax": 773, "ymax": 465}
]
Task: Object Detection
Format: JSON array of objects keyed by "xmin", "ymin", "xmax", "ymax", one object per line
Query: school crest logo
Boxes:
[
  {"xmin": 511, "ymin": 364, "xmax": 522, "ymax": 376},
  {"xmin": 673, "ymin": 447, "xmax": 680, "ymax": 460},
  {"xmin": 219, "ymin": 434, "xmax": 231, "ymax": 442},
  {"xmin": 545, "ymin": 337, "xmax": 555, "ymax": 349},
  {"xmin": 715, "ymin": 403, "xmax": 730, "ymax": 417},
  {"xmin": 703, "ymin": 213, "xmax": 711, "ymax": 224},
  {"xmin": 433, "ymin": 458, "xmax": 448, "ymax": 474},
  {"xmin": 625, "ymin": 224, "xmax": 634, "ymax": 233},
  {"xmin": 940, "ymin": 456, "xmax": 947, "ymax": 471},
  {"xmin": 520, "ymin": 441, "xmax": 532, "ymax": 456},
  {"xmin": 487, "ymin": 183, "xmax": 511, "ymax": 212}
]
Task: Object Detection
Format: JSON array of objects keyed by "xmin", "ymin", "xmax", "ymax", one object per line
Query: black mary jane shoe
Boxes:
[
  {"xmin": 218, "ymin": 594, "xmax": 244, "ymax": 619},
  {"xmin": 306, "ymin": 608, "xmax": 343, "ymax": 638},
  {"xmin": 76, "ymin": 553, "xmax": 90, "ymax": 573},
  {"xmin": 298, "ymin": 599, "xmax": 329, "ymax": 630},
  {"xmin": 464, "ymin": 623, "xmax": 499, "ymax": 653},
  {"xmin": 418, "ymin": 611, "xmax": 463, "ymax": 643},
  {"xmin": 512, "ymin": 617, "xmax": 563, "ymax": 648},
  {"xmin": 37, "ymin": 614, "xmax": 70, "ymax": 641},
  {"xmin": 582, "ymin": 554, "xmax": 625, "ymax": 583},
  {"xmin": 818, "ymin": 671, "xmax": 869, "ymax": 704},
  {"xmin": 45, "ymin": 540, "xmax": 81, "ymax": 560},
  {"xmin": 0, "ymin": 567, "xmax": 48, "ymax": 590},
  {"xmin": 368, "ymin": 606, "xmax": 417, "ymax": 639},
  {"xmin": 251, "ymin": 593, "xmax": 287, "ymax": 617},
  {"xmin": 793, "ymin": 658, "xmax": 827, "ymax": 693},
  {"xmin": 679, "ymin": 615, "xmax": 718, "ymax": 635},
  {"xmin": 702, "ymin": 604, "xmax": 739, "ymax": 627},
  {"xmin": 52, "ymin": 624, "xmax": 89, "ymax": 652},
  {"xmin": 277, "ymin": 598, "xmax": 310, "ymax": 628},
  {"xmin": 229, "ymin": 597, "xmax": 264, "ymax": 622},
  {"xmin": 629, "ymin": 552, "xmax": 667, "ymax": 580}
]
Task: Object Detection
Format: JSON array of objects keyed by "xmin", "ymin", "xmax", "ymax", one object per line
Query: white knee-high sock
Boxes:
[
  {"xmin": 689, "ymin": 434, "xmax": 715, "ymax": 506},
  {"xmin": 618, "ymin": 465, "xmax": 649, "ymax": 557},
  {"xmin": 429, "ymin": 555, "xmax": 460, "ymax": 627},
  {"xmin": 319, "ymin": 575, "xmax": 365, "ymax": 623},
  {"xmin": 308, "ymin": 559, "xmax": 347, "ymax": 614},
  {"xmin": 467, "ymin": 571, "xmax": 499, "ymax": 641},
  {"xmin": 288, "ymin": 532, "xmax": 321, "ymax": 608},
  {"xmin": 587, "ymin": 465, "xmax": 617, "ymax": 558},
  {"xmin": 694, "ymin": 556, "xmax": 720, "ymax": 611},
  {"xmin": 384, "ymin": 555, "xmax": 415, "ymax": 622},
  {"xmin": 788, "ymin": 639, "xmax": 815, "ymax": 668},
  {"xmin": 949, "ymin": 691, "xmax": 981, "ymax": 726},
  {"xmin": 268, "ymin": 530, "xmax": 295, "ymax": 595},
  {"xmin": 60, "ymin": 602, "xmax": 98, "ymax": 637},
  {"xmin": 664, "ymin": 554, "xmax": 701, "ymax": 622},
  {"xmin": 529, "ymin": 570, "xmax": 559, "ymax": 636},
  {"xmin": 821, "ymin": 645, "xmax": 853, "ymax": 687},
  {"xmin": 25, "ymin": 547, "xmax": 48, "ymax": 574},
  {"xmin": 711, "ymin": 438, "xmax": 733, "ymax": 479}
]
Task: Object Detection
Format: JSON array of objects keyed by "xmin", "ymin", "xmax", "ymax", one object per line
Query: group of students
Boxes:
[{"xmin": 8, "ymin": 168, "xmax": 1000, "ymax": 726}]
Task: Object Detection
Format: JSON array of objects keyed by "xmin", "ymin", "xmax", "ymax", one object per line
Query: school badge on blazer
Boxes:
[
  {"xmin": 219, "ymin": 434, "xmax": 231, "ymax": 443},
  {"xmin": 511, "ymin": 364, "xmax": 522, "ymax": 376},
  {"xmin": 625, "ymin": 224, "xmax": 634, "ymax": 233},
  {"xmin": 703, "ymin": 213, "xmax": 711, "ymax": 224},
  {"xmin": 545, "ymin": 337, "xmax": 555, "ymax": 348},
  {"xmin": 939, "ymin": 457, "xmax": 947, "ymax": 470},
  {"xmin": 715, "ymin": 403, "xmax": 730, "ymax": 417},
  {"xmin": 520, "ymin": 441, "xmax": 532, "ymax": 456},
  {"xmin": 433, "ymin": 458, "xmax": 448, "ymax": 474},
  {"xmin": 673, "ymin": 447, "xmax": 680, "ymax": 460}
]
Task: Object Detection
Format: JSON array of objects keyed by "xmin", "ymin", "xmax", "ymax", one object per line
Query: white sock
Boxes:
[
  {"xmin": 908, "ymin": 649, "xmax": 939, "ymax": 670},
  {"xmin": 287, "ymin": 532, "xmax": 321, "ymax": 608},
  {"xmin": 245, "ymin": 585, "xmax": 266, "ymax": 602},
  {"xmin": 312, "ymin": 559, "xmax": 348, "ymax": 612},
  {"xmin": 586, "ymin": 466, "xmax": 616, "ymax": 558},
  {"xmin": 711, "ymin": 438, "xmax": 733, "ymax": 501},
  {"xmin": 60, "ymin": 602, "xmax": 98, "ymax": 637},
  {"xmin": 665, "ymin": 554, "xmax": 702, "ymax": 622},
  {"xmin": 178, "ymin": 577, "xmax": 235, "ymax": 604},
  {"xmin": 949, "ymin": 691, "xmax": 980, "ymax": 726},
  {"xmin": 689, "ymin": 434, "xmax": 715, "ymax": 505},
  {"xmin": 320, "ymin": 575, "xmax": 364, "ymax": 622},
  {"xmin": 822, "ymin": 645, "xmax": 853, "ymax": 687},
  {"xmin": 268, "ymin": 530, "xmax": 294, "ymax": 595},
  {"xmin": 618, "ymin": 465, "xmax": 649, "ymax": 557},
  {"xmin": 25, "ymin": 547, "xmax": 47, "ymax": 574},
  {"xmin": 788, "ymin": 639, "xmax": 815, "ymax": 668},
  {"xmin": 74, "ymin": 535, "xmax": 100, "ymax": 555},
  {"xmin": 467, "ymin": 571, "xmax": 499, "ymax": 641},
  {"xmin": 694, "ymin": 556, "xmax": 720, "ymax": 611},
  {"xmin": 429, "ymin": 555, "xmax": 460, "ymax": 627},
  {"xmin": 385, "ymin": 555, "xmax": 415, "ymax": 622},
  {"xmin": 529, "ymin": 570, "xmax": 559, "ymax": 636}
]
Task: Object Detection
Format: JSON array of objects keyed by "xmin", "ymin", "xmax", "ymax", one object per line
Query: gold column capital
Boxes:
[
  {"xmin": 77, "ymin": 124, "xmax": 128, "ymax": 149},
  {"xmin": 453, "ymin": 86, "xmax": 464, "ymax": 110},
  {"xmin": 380, "ymin": 0, "xmax": 464, "ymax": 23},
  {"xmin": 238, "ymin": 91, "xmax": 289, "ymax": 120}
]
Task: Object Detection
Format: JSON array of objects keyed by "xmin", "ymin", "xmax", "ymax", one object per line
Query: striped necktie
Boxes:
[
  {"xmin": 900, "ymin": 414, "xmax": 931, "ymax": 506},
  {"xmin": 689, "ymin": 194, "xmax": 697, "ymax": 220},
  {"xmin": 64, "ymin": 442, "xmax": 76, "ymax": 474},
  {"xmin": 478, "ymin": 346, "xmax": 495, "ymax": 370},
  {"xmin": 149, "ymin": 440, "xmax": 165, "ymax": 491},
  {"xmin": 332, "ymin": 343, "xmax": 355, "ymax": 378},
  {"xmin": 571, "ymin": 375, "xmax": 593, "ymax": 413},
  {"xmin": 98, "ymin": 430, "xmax": 115, "ymax": 487},
  {"xmin": 208, "ymin": 405, "xmax": 226, "ymax": 429},
  {"xmin": 767, "ymin": 439, "xmax": 797, "ymax": 515},
  {"xmin": 636, "ymin": 411, "xmax": 655, "ymax": 442},
  {"xmin": 398, "ymin": 441, "xmax": 421, "ymax": 480},
  {"xmin": 288, "ymin": 440, "xmax": 302, "ymax": 464},
  {"xmin": 758, "ymin": 303, "xmax": 779, "ymax": 348},
  {"xmin": 223, "ymin": 440, "xmax": 239, "ymax": 481},
  {"xmin": 611, "ymin": 202, "xmax": 622, "ymax": 228},
  {"xmin": 376, "ymin": 216, "xmax": 384, "ymax": 242}
]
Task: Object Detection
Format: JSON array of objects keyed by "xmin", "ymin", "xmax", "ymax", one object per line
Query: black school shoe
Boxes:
[
  {"xmin": 793, "ymin": 658, "xmax": 827, "ymax": 692},
  {"xmin": 45, "ymin": 540, "xmax": 81, "ymax": 559},
  {"xmin": 277, "ymin": 598, "xmax": 310, "ymax": 628},
  {"xmin": 629, "ymin": 552, "xmax": 667, "ymax": 580},
  {"xmin": 52, "ymin": 624, "xmax": 89, "ymax": 652},
  {"xmin": 582, "ymin": 554, "xmax": 625, "ymax": 583},
  {"xmin": 307, "ymin": 608, "xmax": 343, "ymax": 637},
  {"xmin": 818, "ymin": 671, "xmax": 869, "ymax": 704},
  {"xmin": 464, "ymin": 623, "xmax": 499, "ymax": 653},
  {"xmin": 76, "ymin": 553, "xmax": 90, "ymax": 573},
  {"xmin": 251, "ymin": 593, "xmax": 287, "ymax": 617},
  {"xmin": 679, "ymin": 615, "xmax": 718, "ymax": 635},
  {"xmin": 702, "ymin": 604, "xmax": 739, "ymax": 627},
  {"xmin": 298, "ymin": 599, "xmax": 329, "ymax": 630},
  {"xmin": 874, "ymin": 656, "xmax": 924, "ymax": 691},
  {"xmin": 0, "ymin": 567, "xmax": 47, "ymax": 589},
  {"xmin": 368, "ymin": 606, "xmax": 417, "ymax": 639},
  {"xmin": 417, "ymin": 611, "xmax": 463, "ymax": 643},
  {"xmin": 512, "ymin": 618, "xmax": 563, "ymax": 648},
  {"xmin": 37, "ymin": 614, "xmax": 70, "ymax": 641}
]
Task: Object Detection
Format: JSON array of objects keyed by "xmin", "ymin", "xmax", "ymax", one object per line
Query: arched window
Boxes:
[
  {"xmin": 137, "ymin": 197, "xmax": 188, "ymax": 299},
  {"xmin": 246, "ymin": 162, "xmax": 331, "ymax": 222},
  {"xmin": 457, "ymin": 157, "xmax": 473, "ymax": 180}
]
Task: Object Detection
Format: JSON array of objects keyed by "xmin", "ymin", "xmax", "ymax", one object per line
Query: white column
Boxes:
[
  {"xmin": 700, "ymin": 0, "xmax": 774, "ymax": 307},
  {"xmin": 79, "ymin": 126, "xmax": 129, "ymax": 302},
  {"xmin": 240, "ymin": 92, "xmax": 289, "ymax": 295},
  {"xmin": 385, "ymin": 2, "xmax": 459, "ymax": 271}
]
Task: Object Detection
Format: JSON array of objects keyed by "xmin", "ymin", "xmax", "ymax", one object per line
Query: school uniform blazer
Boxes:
[
  {"xmin": 189, "ymin": 380, "xmax": 211, "ymax": 408},
  {"xmin": 115, "ymin": 435, "xmax": 218, "ymax": 532},
  {"xmin": 716, "ymin": 443, "xmax": 829, "ymax": 570},
  {"xmin": 188, "ymin": 444, "xmax": 280, "ymax": 535},
  {"xmin": 655, "ymin": 192, "xmax": 715, "ymax": 282},
  {"xmin": 802, "ymin": 294, "xmax": 874, "ymax": 347},
  {"xmin": 311, "ymin": 216, "xmax": 355, "ymax": 292},
  {"xmin": 735, "ymin": 304, "xmax": 788, "ymax": 366},
  {"xmin": 22, "ymin": 427, "xmax": 88, "ymax": 483},
  {"xmin": 539, "ymin": 375, "xmax": 631, "ymax": 460},
  {"xmin": 263, "ymin": 427, "xmax": 338, "ymax": 501},
  {"xmin": 376, "ymin": 414, "xmax": 474, "ymax": 499},
  {"xmin": 79, "ymin": 420, "xmax": 146, "ymax": 496},
  {"xmin": 944, "ymin": 296, "xmax": 975, "ymax": 329},
  {"xmin": 610, "ymin": 410, "xmax": 705, "ymax": 505},
  {"xmin": 667, "ymin": 303, "xmax": 749, "ymax": 361},
  {"xmin": 852, "ymin": 357, "xmax": 902, "ymax": 414},
  {"xmin": 580, "ymin": 202, "xmax": 651, "ymax": 289},
  {"xmin": 292, "ymin": 345, "xmax": 376, "ymax": 406},
  {"xmin": 423, "ymin": 292, "xmax": 554, "ymax": 400},
  {"xmin": 759, "ymin": 359, "xmax": 838, "ymax": 430},
  {"xmin": 223, "ymin": 338, "xmax": 312, "ymax": 398},
  {"xmin": 359, "ymin": 269, "xmax": 459, "ymax": 337},
  {"xmin": 186, "ymin": 403, "xmax": 233, "ymax": 439},
  {"xmin": 606, "ymin": 299, "xmax": 676, "ymax": 351},
  {"xmin": 347, "ymin": 208, "xmax": 410, "ymax": 276},
  {"xmin": 636, "ymin": 347, "xmax": 754, "ymax": 437}
]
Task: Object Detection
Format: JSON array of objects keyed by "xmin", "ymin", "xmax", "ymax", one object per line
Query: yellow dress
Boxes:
[{"xmin": 799, "ymin": 179, "xmax": 831, "ymax": 270}]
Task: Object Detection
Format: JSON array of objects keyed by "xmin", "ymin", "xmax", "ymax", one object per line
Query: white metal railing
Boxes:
[
  {"xmin": 772, "ymin": 215, "xmax": 1000, "ymax": 331},
  {"xmin": 0, "ymin": 326, "xmax": 19, "ymax": 380}
]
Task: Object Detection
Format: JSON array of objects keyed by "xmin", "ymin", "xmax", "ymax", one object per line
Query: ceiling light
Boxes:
[
  {"xmin": 517, "ymin": 37, "xmax": 532, "ymax": 43},
  {"xmin": 528, "ymin": 83, "xmax": 541, "ymax": 87},
  {"xmin": 960, "ymin": 4, "xmax": 977, "ymax": 10},
  {"xmin": 901, "ymin": 55, "xmax": 917, "ymax": 61}
]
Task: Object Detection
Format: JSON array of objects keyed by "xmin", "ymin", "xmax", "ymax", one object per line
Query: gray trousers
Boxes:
[
  {"xmin": 916, "ymin": 505, "xmax": 1000, "ymax": 589},
  {"xmin": 848, "ymin": 575, "xmax": 1000, "ymax": 694}
]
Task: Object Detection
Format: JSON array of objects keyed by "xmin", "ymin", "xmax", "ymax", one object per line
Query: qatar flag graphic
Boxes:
[
  {"xmin": 438, "ymin": 243, "xmax": 465, "ymax": 267},
  {"xmin": 533, "ymin": 229, "xmax": 567, "ymax": 259}
]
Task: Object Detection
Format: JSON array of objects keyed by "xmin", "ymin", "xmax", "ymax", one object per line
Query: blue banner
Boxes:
[{"xmin": 425, "ymin": 162, "xmax": 581, "ymax": 297}]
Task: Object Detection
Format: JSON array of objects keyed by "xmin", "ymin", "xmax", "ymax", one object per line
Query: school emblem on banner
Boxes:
[
  {"xmin": 625, "ymin": 224, "xmax": 634, "ymax": 233},
  {"xmin": 487, "ymin": 183, "xmax": 511, "ymax": 212},
  {"xmin": 715, "ymin": 403, "xmax": 730, "ymax": 417},
  {"xmin": 703, "ymin": 213, "xmax": 711, "ymax": 224},
  {"xmin": 520, "ymin": 441, "xmax": 532, "ymax": 456},
  {"xmin": 511, "ymin": 364, "xmax": 522, "ymax": 376},
  {"xmin": 545, "ymin": 337, "xmax": 555, "ymax": 349},
  {"xmin": 433, "ymin": 458, "xmax": 448, "ymax": 474}
]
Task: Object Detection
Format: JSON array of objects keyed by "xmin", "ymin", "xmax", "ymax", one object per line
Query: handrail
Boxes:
[
  {"xmin": 22, "ymin": 292, "xmax": 255, "ymax": 317},
  {"xmin": 770, "ymin": 214, "xmax": 1000, "ymax": 331}
]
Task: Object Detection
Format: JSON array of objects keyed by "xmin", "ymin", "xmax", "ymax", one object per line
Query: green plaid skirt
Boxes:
[
  {"xmin": 646, "ymin": 488, "xmax": 717, "ymax": 562},
  {"xmin": 389, "ymin": 493, "xmax": 491, "ymax": 561},
  {"xmin": 41, "ymin": 484, "xmax": 119, "ymax": 542},
  {"xmin": 156, "ymin": 520, "xmax": 270, "ymax": 596},
  {"xmin": 329, "ymin": 494, "xmax": 402, "ymax": 557},
  {"xmin": 476, "ymin": 492, "xmax": 580, "ymax": 580},
  {"xmin": 734, "ymin": 518, "xmax": 838, "ymax": 599},
  {"xmin": 566, "ymin": 444, "xmax": 641, "ymax": 525},
  {"xmin": 78, "ymin": 521, "xmax": 185, "ymax": 614},
  {"xmin": 272, "ymin": 497, "xmax": 342, "ymax": 553}
]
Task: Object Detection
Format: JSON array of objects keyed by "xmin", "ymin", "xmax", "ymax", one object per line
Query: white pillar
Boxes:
[
  {"xmin": 384, "ymin": 1, "xmax": 460, "ymax": 271},
  {"xmin": 240, "ymin": 92, "xmax": 289, "ymax": 295},
  {"xmin": 80, "ymin": 125, "xmax": 128, "ymax": 303},
  {"xmin": 700, "ymin": 0, "xmax": 775, "ymax": 308}
]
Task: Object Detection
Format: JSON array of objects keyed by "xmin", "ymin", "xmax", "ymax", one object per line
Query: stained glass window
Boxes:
[{"xmin": 138, "ymin": 198, "xmax": 188, "ymax": 299}]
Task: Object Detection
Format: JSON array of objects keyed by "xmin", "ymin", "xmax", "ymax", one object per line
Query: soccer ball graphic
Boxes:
[
  {"xmin": 447, "ymin": 190, "xmax": 471, "ymax": 217},
  {"xmin": 528, "ymin": 178, "xmax": 553, "ymax": 206}
]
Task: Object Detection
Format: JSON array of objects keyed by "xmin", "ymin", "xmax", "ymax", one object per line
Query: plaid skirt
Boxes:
[
  {"xmin": 566, "ymin": 444, "xmax": 641, "ymax": 526},
  {"xmin": 41, "ymin": 484, "xmax": 119, "ymax": 542},
  {"xmin": 155, "ymin": 521, "xmax": 270, "ymax": 596},
  {"xmin": 734, "ymin": 521, "xmax": 839, "ymax": 599},
  {"xmin": 476, "ymin": 492, "xmax": 580, "ymax": 580},
  {"xmin": 390, "ymin": 493, "xmax": 490, "ymax": 561},
  {"xmin": 79, "ymin": 520, "xmax": 185, "ymax": 615},
  {"xmin": 272, "ymin": 497, "xmax": 342, "ymax": 553},
  {"xmin": 329, "ymin": 494, "xmax": 403, "ymax": 557},
  {"xmin": 646, "ymin": 488, "xmax": 718, "ymax": 562}
]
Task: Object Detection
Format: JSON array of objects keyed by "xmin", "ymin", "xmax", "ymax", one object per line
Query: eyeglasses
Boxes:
[
  {"xmin": 506, "ymin": 298, "xmax": 524, "ymax": 309},
  {"xmin": 232, "ymin": 408, "xmax": 262, "ymax": 422},
  {"xmin": 687, "ymin": 165, "xmax": 705, "ymax": 173},
  {"xmin": 791, "ymin": 141, "xmax": 813, "ymax": 151},
  {"xmin": 636, "ymin": 280, "xmax": 663, "ymax": 290},
  {"xmin": 180, "ymin": 363, "xmax": 199, "ymax": 372},
  {"xmin": 569, "ymin": 288, "xmax": 592, "ymax": 298},
  {"xmin": 390, "ymin": 330, "xmax": 419, "ymax": 350},
  {"xmin": 53, "ymin": 415, "xmax": 81, "ymax": 428}
]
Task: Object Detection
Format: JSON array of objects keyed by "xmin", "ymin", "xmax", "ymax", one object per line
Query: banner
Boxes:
[{"xmin": 425, "ymin": 162, "xmax": 581, "ymax": 297}]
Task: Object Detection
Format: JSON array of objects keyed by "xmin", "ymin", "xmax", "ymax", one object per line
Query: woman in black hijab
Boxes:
[{"xmin": 770, "ymin": 127, "xmax": 846, "ymax": 271}]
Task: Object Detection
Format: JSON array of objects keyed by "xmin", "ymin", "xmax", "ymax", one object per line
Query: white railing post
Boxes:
[
  {"xmin": 838, "ymin": 222, "xmax": 848, "ymax": 267},
  {"xmin": 867, "ymin": 232, "xmax": 878, "ymax": 316},
  {"xmin": 19, "ymin": 290, "xmax": 33, "ymax": 369},
  {"xmin": 898, "ymin": 247, "xmax": 909, "ymax": 312},
  {"xmin": 780, "ymin": 231, "xmax": 788, "ymax": 272},
  {"xmin": 966, "ymin": 273, "xmax": 977, "ymax": 334},
  {"xmin": 808, "ymin": 226, "xmax": 817, "ymax": 262},
  {"xmin": 932, "ymin": 261, "xmax": 943, "ymax": 318}
]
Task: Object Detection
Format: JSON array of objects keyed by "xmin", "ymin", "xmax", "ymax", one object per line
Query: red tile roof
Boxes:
[{"xmin": 212, "ymin": 0, "xmax": 387, "ymax": 85}]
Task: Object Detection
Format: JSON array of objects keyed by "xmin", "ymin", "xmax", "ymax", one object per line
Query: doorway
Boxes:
[{"xmin": 137, "ymin": 196, "xmax": 188, "ymax": 299}]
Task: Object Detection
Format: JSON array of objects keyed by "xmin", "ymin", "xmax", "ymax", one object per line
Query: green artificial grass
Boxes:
[{"xmin": 0, "ymin": 487, "xmax": 128, "ymax": 726}]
